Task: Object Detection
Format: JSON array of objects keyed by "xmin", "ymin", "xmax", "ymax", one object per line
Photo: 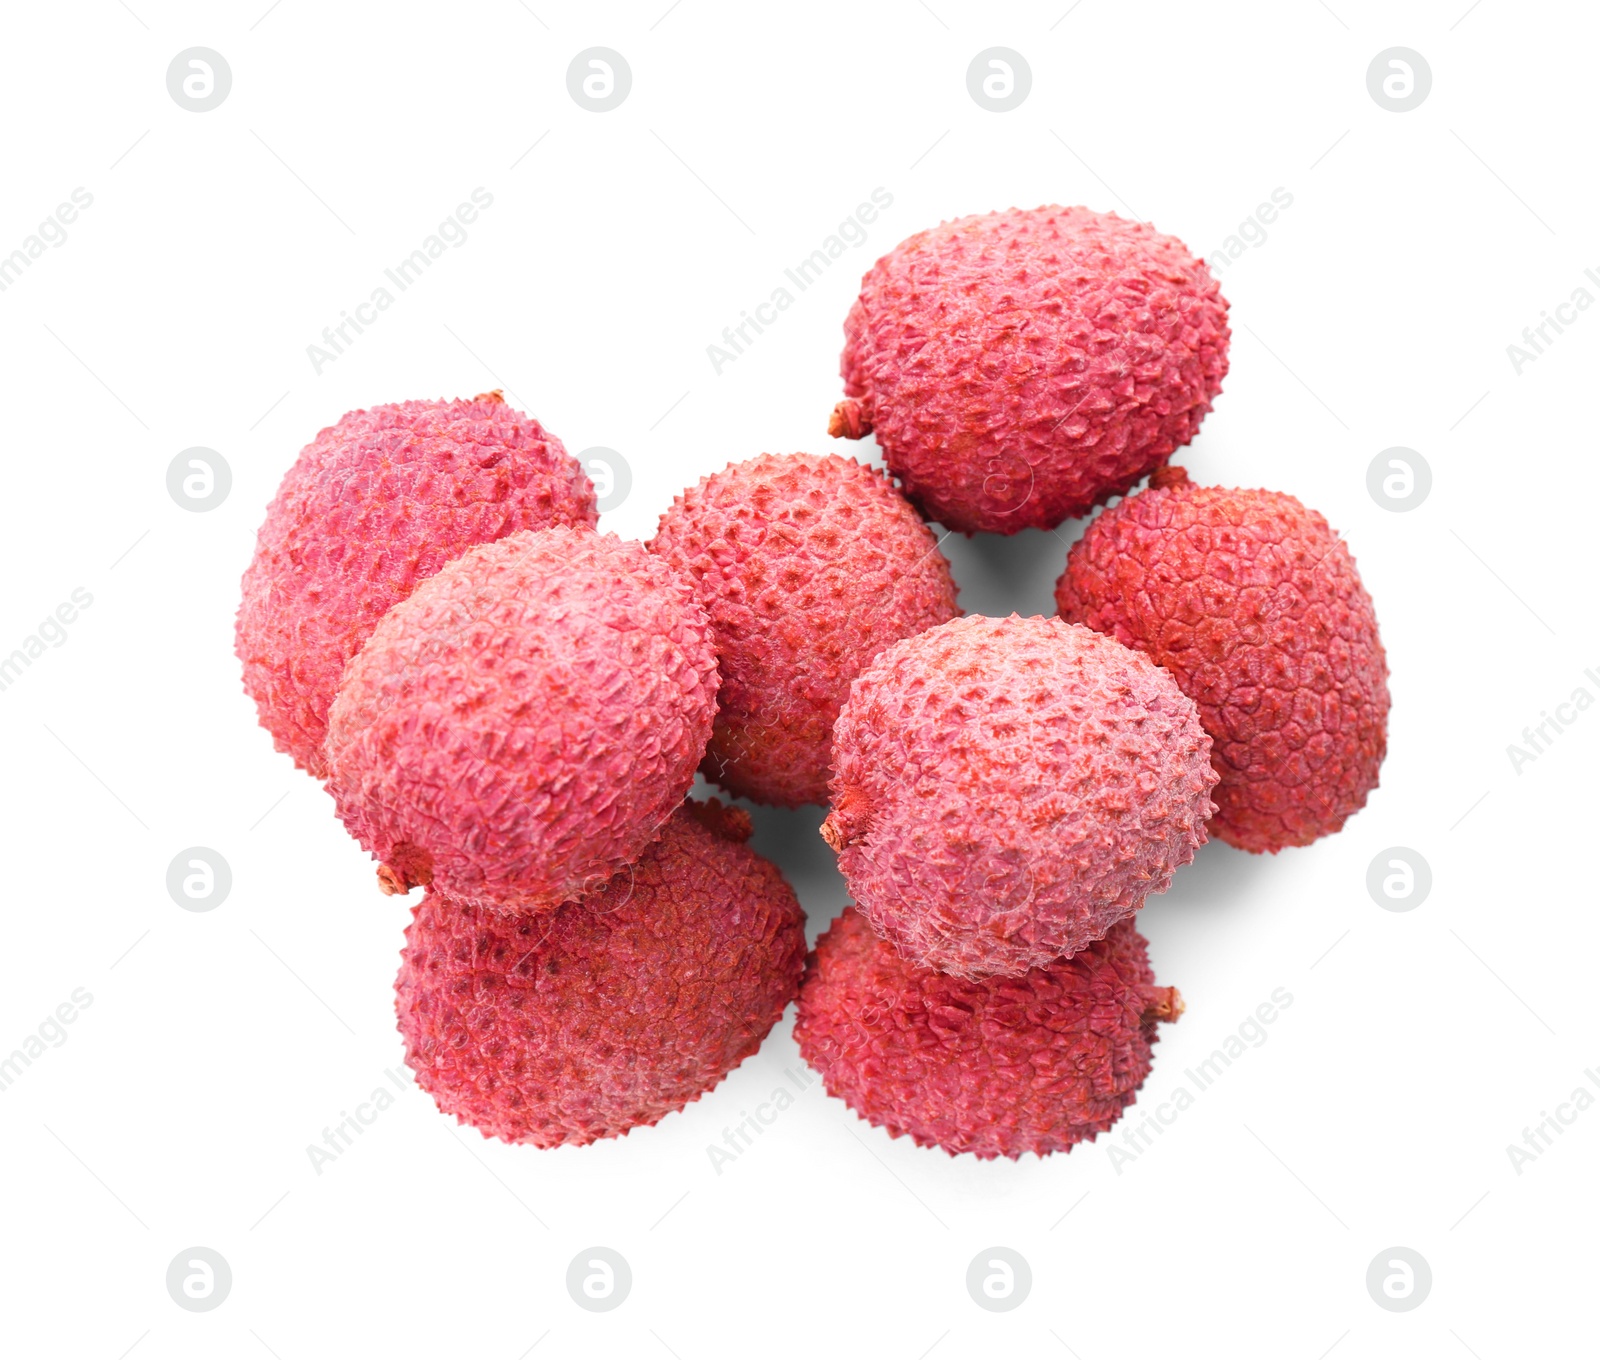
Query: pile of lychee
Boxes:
[{"xmin": 237, "ymin": 205, "xmax": 1388, "ymax": 1160}]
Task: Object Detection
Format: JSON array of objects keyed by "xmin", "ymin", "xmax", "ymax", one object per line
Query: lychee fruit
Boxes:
[
  {"xmin": 326, "ymin": 527, "xmax": 719, "ymax": 908},
  {"xmin": 830, "ymin": 205, "xmax": 1230, "ymax": 534},
  {"xmin": 1055, "ymin": 465, "xmax": 1389, "ymax": 852},
  {"xmin": 236, "ymin": 392, "xmax": 596, "ymax": 776},
  {"xmin": 821, "ymin": 613, "xmax": 1216, "ymax": 978},
  {"xmin": 396, "ymin": 799, "xmax": 808, "ymax": 1148},
  {"xmin": 794, "ymin": 909, "xmax": 1180, "ymax": 1159},
  {"xmin": 650, "ymin": 452, "xmax": 960, "ymax": 806}
]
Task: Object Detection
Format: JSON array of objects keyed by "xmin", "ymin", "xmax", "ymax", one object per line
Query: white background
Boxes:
[{"xmin": 1, "ymin": 1, "xmax": 1595, "ymax": 1356}]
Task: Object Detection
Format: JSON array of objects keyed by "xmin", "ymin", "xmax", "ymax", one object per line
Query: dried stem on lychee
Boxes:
[
  {"xmin": 828, "ymin": 398, "xmax": 872, "ymax": 440},
  {"xmin": 1141, "ymin": 984, "xmax": 1185, "ymax": 1022},
  {"xmin": 820, "ymin": 786, "xmax": 873, "ymax": 851}
]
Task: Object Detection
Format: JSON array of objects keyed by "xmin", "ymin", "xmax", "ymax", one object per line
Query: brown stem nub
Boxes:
[
  {"xmin": 473, "ymin": 389, "xmax": 505, "ymax": 405},
  {"xmin": 1149, "ymin": 463, "xmax": 1191, "ymax": 490},
  {"xmin": 828, "ymin": 398, "xmax": 872, "ymax": 440},
  {"xmin": 820, "ymin": 786, "xmax": 872, "ymax": 852},
  {"xmin": 377, "ymin": 844, "xmax": 433, "ymax": 896},
  {"xmin": 1141, "ymin": 985, "xmax": 1185, "ymax": 1023}
]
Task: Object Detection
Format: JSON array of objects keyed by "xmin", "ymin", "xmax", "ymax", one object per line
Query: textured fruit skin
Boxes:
[
  {"xmin": 396, "ymin": 801, "xmax": 807, "ymax": 1148},
  {"xmin": 822, "ymin": 614, "xmax": 1216, "ymax": 978},
  {"xmin": 236, "ymin": 393, "xmax": 596, "ymax": 776},
  {"xmin": 326, "ymin": 527, "xmax": 718, "ymax": 908},
  {"xmin": 832, "ymin": 205, "xmax": 1229, "ymax": 534},
  {"xmin": 1055, "ymin": 466, "xmax": 1389, "ymax": 852},
  {"xmin": 650, "ymin": 453, "xmax": 960, "ymax": 806},
  {"xmin": 794, "ymin": 909, "xmax": 1179, "ymax": 1159}
]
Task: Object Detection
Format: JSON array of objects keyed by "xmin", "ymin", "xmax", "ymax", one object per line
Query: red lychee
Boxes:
[
  {"xmin": 236, "ymin": 392, "xmax": 596, "ymax": 776},
  {"xmin": 794, "ymin": 909, "xmax": 1180, "ymax": 1160},
  {"xmin": 831, "ymin": 205, "xmax": 1229, "ymax": 533},
  {"xmin": 1055, "ymin": 466, "xmax": 1389, "ymax": 852},
  {"xmin": 326, "ymin": 527, "xmax": 718, "ymax": 908},
  {"xmin": 650, "ymin": 452, "xmax": 959, "ymax": 806},
  {"xmin": 821, "ymin": 613, "xmax": 1216, "ymax": 978},
  {"xmin": 396, "ymin": 800, "xmax": 807, "ymax": 1148}
]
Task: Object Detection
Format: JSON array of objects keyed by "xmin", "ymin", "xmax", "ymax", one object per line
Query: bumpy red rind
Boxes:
[
  {"xmin": 236, "ymin": 393, "xmax": 596, "ymax": 775},
  {"xmin": 794, "ymin": 909, "xmax": 1178, "ymax": 1159},
  {"xmin": 836, "ymin": 205, "xmax": 1230, "ymax": 533},
  {"xmin": 326, "ymin": 527, "xmax": 718, "ymax": 908},
  {"xmin": 822, "ymin": 613, "xmax": 1217, "ymax": 978},
  {"xmin": 651, "ymin": 452, "xmax": 959, "ymax": 806},
  {"xmin": 396, "ymin": 802, "xmax": 807, "ymax": 1148},
  {"xmin": 1055, "ymin": 466, "xmax": 1389, "ymax": 852}
]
